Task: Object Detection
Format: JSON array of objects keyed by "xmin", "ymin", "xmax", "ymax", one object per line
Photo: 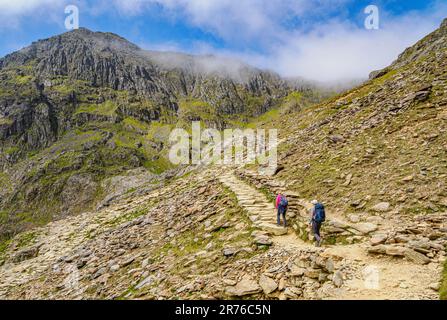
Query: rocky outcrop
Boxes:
[{"xmin": 0, "ymin": 28, "xmax": 292, "ymax": 124}]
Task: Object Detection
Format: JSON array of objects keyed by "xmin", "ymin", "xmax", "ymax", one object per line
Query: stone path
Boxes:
[
  {"xmin": 218, "ymin": 170, "xmax": 442, "ymax": 300},
  {"xmin": 0, "ymin": 167, "xmax": 442, "ymax": 300},
  {"xmin": 219, "ymin": 173, "xmax": 289, "ymax": 237}
]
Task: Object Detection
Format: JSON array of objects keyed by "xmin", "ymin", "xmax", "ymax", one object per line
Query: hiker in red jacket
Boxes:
[{"xmin": 275, "ymin": 193, "xmax": 288, "ymax": 227}]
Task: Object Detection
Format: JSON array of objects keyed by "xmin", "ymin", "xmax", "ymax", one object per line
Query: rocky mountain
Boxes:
[
  {"xmin": 0, "ymin": 28, "xmax": 322, "ymax": 238},
  {"xmin": 0, "ymin": 18, "xmax": 446, "ymax": 301}
]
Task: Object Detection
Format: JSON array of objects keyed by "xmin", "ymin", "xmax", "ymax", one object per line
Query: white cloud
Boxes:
[
  {"xmin": 272, "ymin": 15, "xmax": 444, "ymax": 82},
  {"xmin": 1, "ymin": 0, "xmax": 446, "ymax": 82},
  {"xmin": 111, "ymin": 0, "xmax": 447, "ymax": 82},
  {"xmin": 0, "ymin": 0, "xmax": 59, "ymax": 15},
  {"xmin": 0, "ymin": 0, "xmax": 69, "ymax": 28},
  {"xmin": 112, "ymin": 0, "xmax": 350, "ymax": 44}
]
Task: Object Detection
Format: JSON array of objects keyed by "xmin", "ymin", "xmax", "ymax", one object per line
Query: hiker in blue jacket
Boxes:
[
  {"xmin": 310, "ymin": 199, "xmax": 326, "ymax": 247},
  {"xmin": 276, "ymin": 193, "xmax": 288, "ymax": 227}
]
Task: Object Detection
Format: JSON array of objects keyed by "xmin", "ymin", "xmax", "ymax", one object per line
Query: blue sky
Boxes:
[{"xmin": 0, "ymin": 0, "xmax": 446, "ymax": 82}]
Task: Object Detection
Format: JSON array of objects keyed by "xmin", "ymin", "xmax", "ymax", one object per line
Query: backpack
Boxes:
[
  {"xmin": 314, "ymin": 203, "xmax": 325, "ymax": 222},
  {"xmin": 279, "ymin": 196, "xmax": 288, "ymax": 209}
]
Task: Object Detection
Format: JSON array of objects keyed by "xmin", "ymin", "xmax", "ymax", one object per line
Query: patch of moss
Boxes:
[
  {"xmin": 0, "ymin": 117, "xmax": 13, "ymax": 125},
  {"xmin": 52, "ymin": 84, "xmax": 75, "ymax": 95},
  {"xmin": 246, "ymin": 108, "xmax": 280, "ymax": 128},
  {"xmin": 143, "ymin": 157, "xmax": 173, "ymax": 174},
  {"xmin": 178, "ymin": 98, "xmax": 216, "ymax": 121},
  {"xmin": 123, "ymin": 117, "xmax": 150, "ymax": 133},
  {"xmin": 15, "ymin": 231, "xmax": 38, "ymax": 249},
  {"xmin": 0, "ymin": 238, "xmax": 11, "ymax": 261},
  {"xmin": 75, "ymin": 101, "xmax": 118, "ymax": 116},
  {"xmin": 106, "ymin": 208, "xmax": 149, "ymax": 227},
  {"xmin": 4, "ymin": 146, "xmax": 19, "ymax": 155},
  {"xmin": 0, "ymin": 173, "xmax": 12, "ymax": 191}
]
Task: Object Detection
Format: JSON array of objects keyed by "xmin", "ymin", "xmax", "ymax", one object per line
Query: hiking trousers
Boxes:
[
  {"xmin": 277, "ymin": 208, "xmax": 287, "ymax": 227},
  {"xmin": 312, "ymin": 220, "xmax": 322, "ymax": 242}
]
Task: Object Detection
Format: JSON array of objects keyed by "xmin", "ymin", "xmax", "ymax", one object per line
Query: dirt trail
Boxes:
[{"xmin": 219, "ymin": 171, "xmax": 441, "ymax": 300}]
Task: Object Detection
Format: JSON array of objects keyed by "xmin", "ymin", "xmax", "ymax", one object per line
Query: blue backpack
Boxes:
[
  {"xmin": 314, "ymin": 203, "xmax": 326, "ymax": 222},
  {"xmin": 279, "ymin": 196, "xmax": 288, "ymax": 209}
]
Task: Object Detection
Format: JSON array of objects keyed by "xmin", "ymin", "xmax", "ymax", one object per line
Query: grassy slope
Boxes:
[
  {"xmin": 244, "ymin": 48, "xmax": 447, "ymax": 298},
  {"xmin": 255, "ymin": 50, "xmax": 447, "ymax": 216}
]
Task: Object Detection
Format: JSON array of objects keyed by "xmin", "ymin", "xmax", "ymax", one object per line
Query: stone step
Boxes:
[{"xmin": 258, "ymin": 223, "xmax": 288, "ymax": 236}]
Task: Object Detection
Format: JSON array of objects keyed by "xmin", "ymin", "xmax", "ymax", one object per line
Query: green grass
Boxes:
[
  {"xmin": 246, "ymin": 108, "xmax": 280, "ymax": 129},
  {"xmin": 13, "ymin": 75, "xmax": 33, "ymax": 85},
  {"xmin": 146, "ymin": 122, "xmax": 174, "ymax": 142},
  {"xmin": 0, "ymin": 239, "xmax": 11, "ymax": 262},
  {"xmin": 4, "ymin": 146, "xmax": 19, "ymax": 155},
  {"xmin": 106, "ymin": 208, "xmax": 149, "ymax": 227},
  {"xmin": 123, "ymin": 117, "xmax": 150, "ymax": 132},
  {"xmin": 0, "ymin": 117, "xmax": 13, "ymax": 125},
  {"xmin": 178, "ymin": 98, "xmax": 216, "ymax": 121},
  {"xmin": 15, "ymin": 231, "xmax": 38, "ymax": 249},
  {"xmin": 75, "ymin": 101, "xmax": 118, "ymax": 116},
  {"xmin": 0, "ymin": 173, "xmax": 12, "ymax": 191},
  {"xmin": 52, "ymin": 84, "xmax": 76, "ymax": 95},
  {"xmin": 143, "ymin": 156, "xmax": 173, "ymax": 174}
]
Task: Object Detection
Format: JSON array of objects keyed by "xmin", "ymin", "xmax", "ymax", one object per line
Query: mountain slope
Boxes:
[
  {"xmin": 239, "ymin": 17, "xmax": 447, "ymax": 298},
  {"xmin": 0, "ymin": 19, "xmax": 446, "ymax": 300},
  {"xmin": 267, "ymin": 18, "xmax": 447, "ymax": 217},
  {"xmin": 0, "ymin": 28, "xmax": 323, "ymax": 238}
]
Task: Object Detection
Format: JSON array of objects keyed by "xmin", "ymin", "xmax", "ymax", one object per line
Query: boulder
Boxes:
[
  {"xmin": 370, "ymin": 234, "xmax": 388, "ymax": 246},
  {"xmin": 368, "ymin": 244, "xmax": 406, "ymax": 256},
  {"xmin": 283, "ymin": 287, "xmax": 302, "ymax": 299},
  {"xmin": 289, "ymin": 265, "xmax": 306, "ymax": 276},
  {"xmin": 404, "ymin": 249, "xmax": 431, "ymax": 265},
  {"xmin": 429, "ymin": 282, "xmax": 440, "ymax": 291},
  {"xmin": 352, "ymin": 222, "xmax": 378, "ymax": 235},
  {"xmin": 254, "ymin": 235, "xmax": 273, "ymax": 246},
  {"xmin": 259, "ymin": 275, "xmax": 278, "ymax": 294},
  {"xmin": 304, "ymin": 269, "xmax": 320, "ymax": 279},
  {"xmin": 225, "ymin": 275, "xmax": 262, "ymax": 297},
  {"xmin": 371, "ymin": 202, "xmax": 391, "ymax": 212},
  {"xmin": 324, "ymin": 258, "xmax": 335, "ymax": 273},
  {"xmin": 222, "ymin": 247, "xmax": 238, "ymax": 257},
  {"xmin": 386, "ymin": 246, "xmax": 407, "ymax": 256},
  {"xmin": 332, "ymin": 271, "xmax": 343, "ymax": 287},
  {"xmin": 258, "ymin": 223, "xmax": 288, "ymax": 236},
  {"xmin": 348, "ymin": 214, "xmax": 361, "ymax": 223},
  {"xmin": 329, "ymin": 134, "xmax": 345, "ymax": 143},
  {"xmin": 10, "ymin": 245, "xmax": 40, "ymax": 263}
]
